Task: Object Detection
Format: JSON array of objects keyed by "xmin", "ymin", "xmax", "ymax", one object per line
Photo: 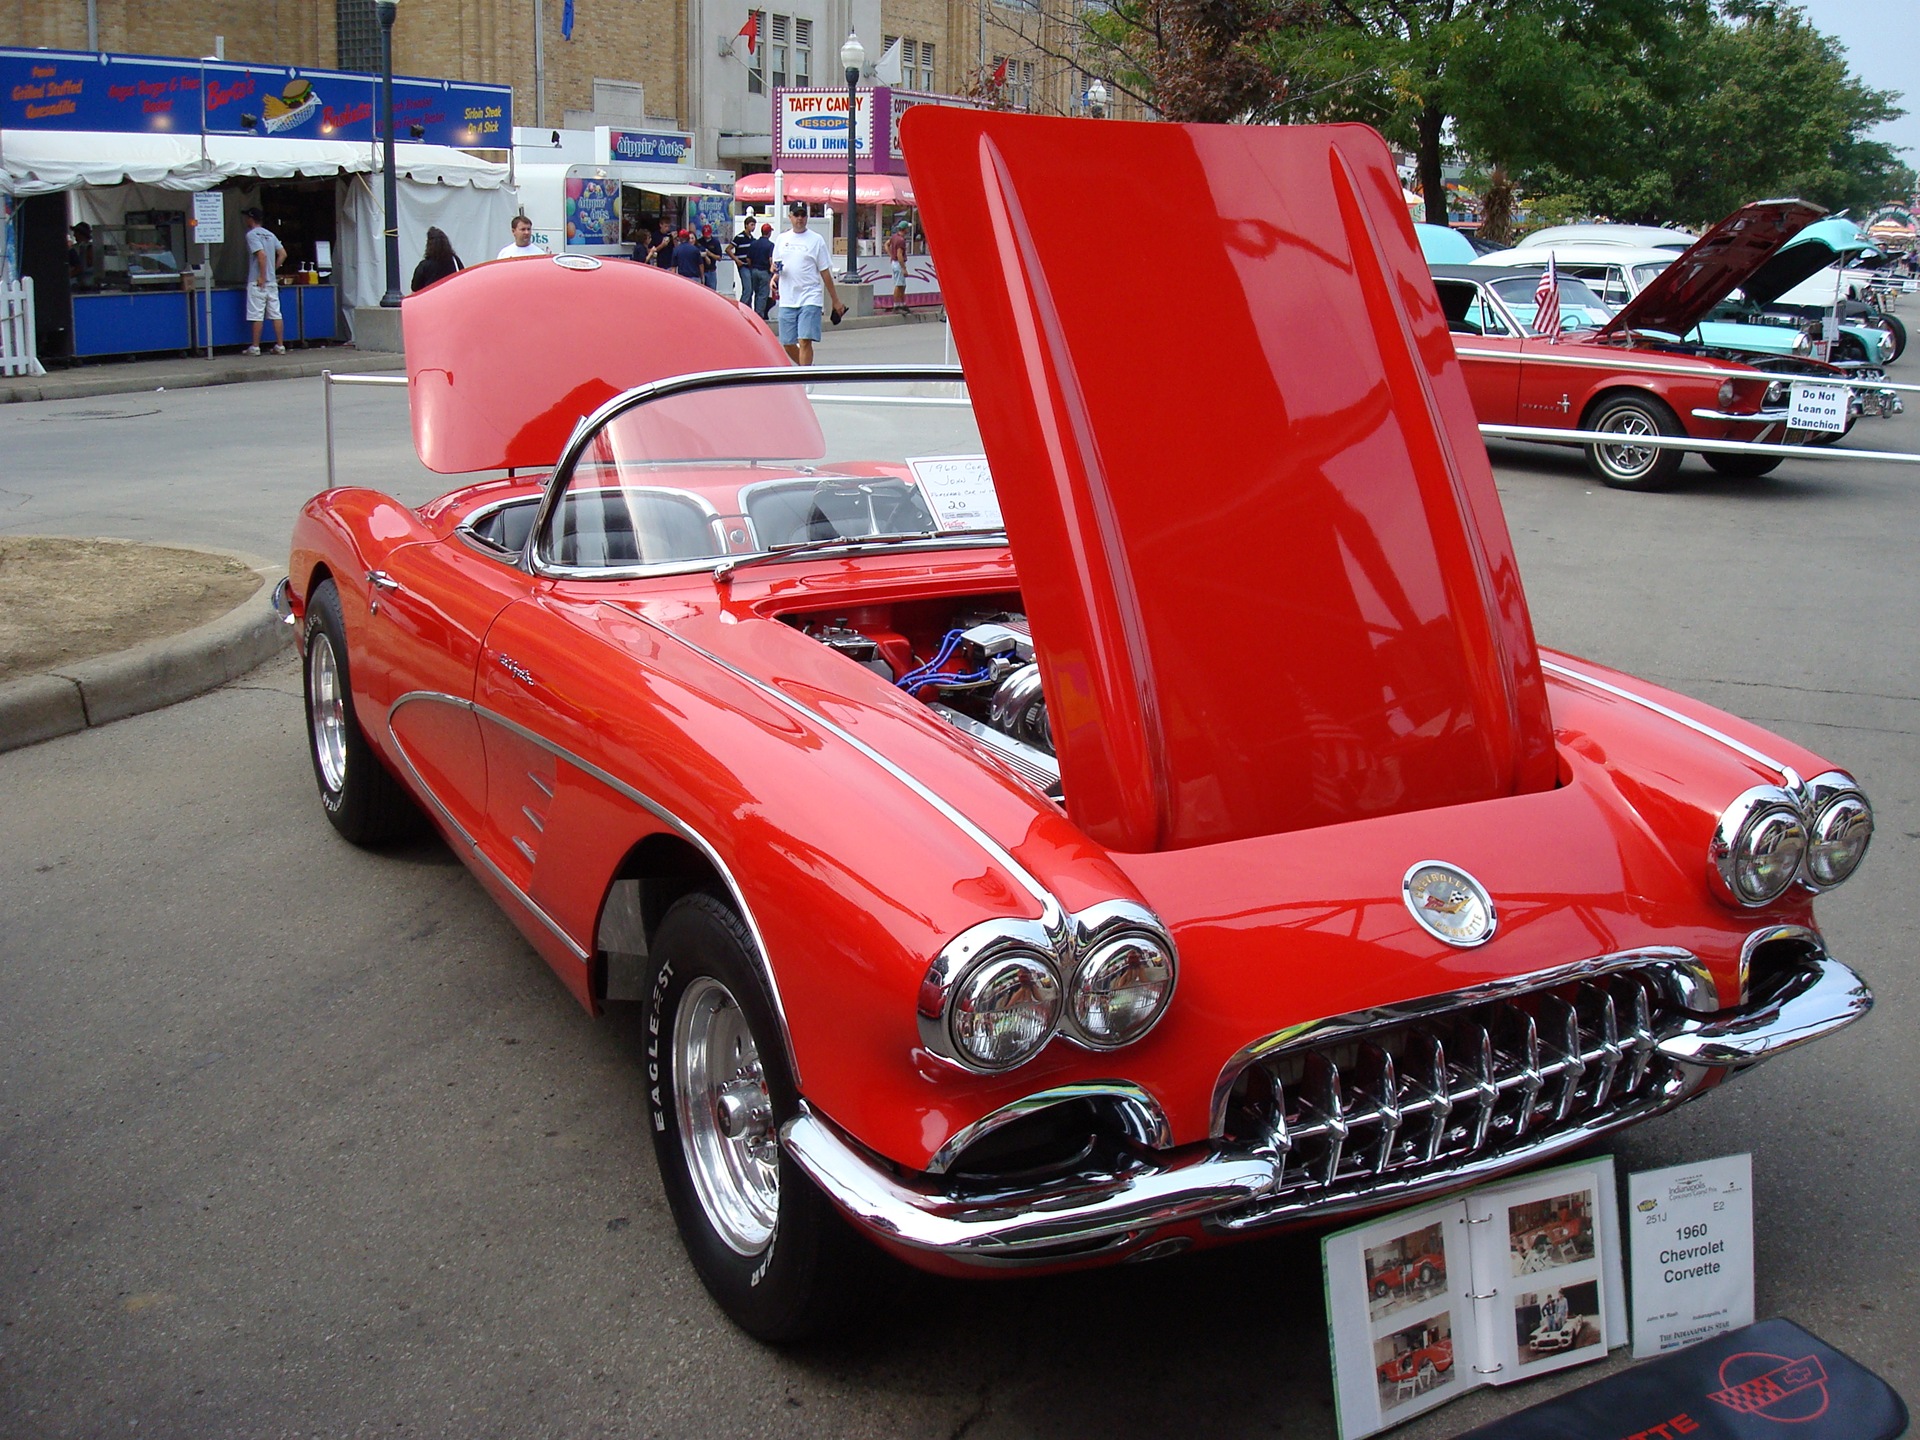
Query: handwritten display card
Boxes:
[
  {"xmin": 907, "ymin": 454, "xmax": 1003, "ymax": 532},
  {"xmin": 1628, "ymin": 1154, "xmax": 1754, "ymax": 1359}
]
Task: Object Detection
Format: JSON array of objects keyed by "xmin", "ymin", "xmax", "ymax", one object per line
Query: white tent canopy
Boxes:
[{"xmin": 0, "ymin": 131, "xmax": 510, "ymax": 196}]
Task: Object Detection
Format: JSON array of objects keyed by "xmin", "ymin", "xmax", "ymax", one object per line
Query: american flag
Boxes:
[{"xmin": 1533, "ymin": 256, "xmax": 1561, "ymax": 338}]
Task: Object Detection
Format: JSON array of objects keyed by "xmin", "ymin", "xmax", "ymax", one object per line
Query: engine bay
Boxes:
[{"xmin": 779, "ymin": 594, "xmax": 1060, "ymax": 800}]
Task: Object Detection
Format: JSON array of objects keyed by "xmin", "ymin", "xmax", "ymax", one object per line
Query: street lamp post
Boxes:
[
  {"xmin": 376, "ymin": 0, "xmax": 403, "ymax": 307},
  {"xmin": 1087, "ymin": 79, "xmax": 1108, "ymax": 119},
  {"xmin": 840, "ymin": 31, "xmax": 864, "ymax": 284}
]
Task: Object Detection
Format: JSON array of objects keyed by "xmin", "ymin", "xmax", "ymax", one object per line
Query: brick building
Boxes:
[{"xmin": 2, "ymin": 0, "xmax": 1139, "ymax": 175}]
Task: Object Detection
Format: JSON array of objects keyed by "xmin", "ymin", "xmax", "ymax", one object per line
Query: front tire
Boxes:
[
  {"xmin": 302, "ymin": 579, "xmax": 417, "ymax": 846},
  {"xmin": 1704, "ymin": 451, "xmax": 1783, "ymax": 478},
  {"xmin": 1833, "ymin": 333, "xmax": 1869, "ymax": 364},
  {"xmin": 646, "ymin": 892, "xmax": 868, "ymax": 1342},
  {"xmin": 1583, "ymin": 394, "xmax": 1684, "ymax": 490}
]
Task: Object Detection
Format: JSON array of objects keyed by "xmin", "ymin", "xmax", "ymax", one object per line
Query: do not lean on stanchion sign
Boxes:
[
  {"xmin": 1788, "ymin": 381, "xmax": 1848, "ymax": 433},
  {"xmin": 1628, "ymin": 1154, "xmax": 1755, "ymax": 1359}
]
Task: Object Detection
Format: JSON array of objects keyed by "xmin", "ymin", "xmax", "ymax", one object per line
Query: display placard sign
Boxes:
[
  {"xmin": 190, "ymin": 189, "xmax": 225, "ymax": 246},
  {"xmin": 1789, "ymin": 381, "xmax": 1848, "ymax": 432},
  {"xmin": 1322, "ymin": 1157, "xmax": 1628, "ymax": 1440},
  {"xmin": 1628, "ymin": 1154, "xmax": 1754, "ymax": 1359},
  {"xmin": 908, "ymin": 454, "xmax": 1002, "ymax": 531}
]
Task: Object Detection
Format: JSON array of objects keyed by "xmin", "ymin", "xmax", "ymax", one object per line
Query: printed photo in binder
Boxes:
[{"xmin": 1321, "ymin": 1156, "xmax": 1626, "ymax": 1440}]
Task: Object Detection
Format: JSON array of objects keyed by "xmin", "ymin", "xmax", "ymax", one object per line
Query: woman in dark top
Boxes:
[{"xmin": 410, "ymin": 228, "xmax": 463, "ymax": 292}]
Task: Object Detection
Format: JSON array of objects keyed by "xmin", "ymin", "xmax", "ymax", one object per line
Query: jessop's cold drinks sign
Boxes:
[{"xmin": 774, "ymin": 88, "xmax": 874, "ymax": 161}]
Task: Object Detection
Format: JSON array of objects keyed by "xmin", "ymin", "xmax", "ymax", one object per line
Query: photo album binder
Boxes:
[{"xmin": 1322, "ymin": 1157, "xmax": 1627, "ymax": 1439}]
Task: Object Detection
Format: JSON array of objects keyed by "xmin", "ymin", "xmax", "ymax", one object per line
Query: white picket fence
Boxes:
[{"xmin": 2, "ymin": 277, "xmax": 45, "ymax": 377}]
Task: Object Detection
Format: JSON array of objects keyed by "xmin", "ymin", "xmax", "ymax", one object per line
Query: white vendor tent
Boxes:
[{"xmin": 0, "ymin": 130, "xmax": 517, "ymax": 332}]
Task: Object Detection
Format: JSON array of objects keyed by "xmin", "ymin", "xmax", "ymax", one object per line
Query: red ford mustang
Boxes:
[
  {"xmin": 282, "ymin": 114, "xmax": 1874, "ymax": 1339},
  {"xmin": 1433, "ymin": 200, "xmax": 1900, "ymax": 490}
]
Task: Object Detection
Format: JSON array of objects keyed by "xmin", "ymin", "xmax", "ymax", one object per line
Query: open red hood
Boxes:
[
  {"xmin": 402, "ymin": 255, "xmax": 795, "ymax": 474},
  {"xmin": 902, "ymin": 112, "xmax": 1558, "ymax": 854},
  {"xmin": 1599, "ymin": 199, "xmax": 1826, "ymax": 340}
]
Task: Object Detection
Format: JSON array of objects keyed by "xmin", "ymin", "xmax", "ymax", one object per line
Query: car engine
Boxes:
[{"xmin": 792, "ymin": 606, "xmax": 1061, "ymax": 799}]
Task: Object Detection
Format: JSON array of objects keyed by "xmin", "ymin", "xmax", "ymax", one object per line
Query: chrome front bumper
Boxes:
[{"xmin": 783, "ymin": 950, "xmax": 1869, "ymax": 1264}]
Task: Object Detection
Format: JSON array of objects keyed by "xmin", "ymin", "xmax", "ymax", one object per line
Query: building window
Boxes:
[
  {"xmin": 336, "ymin": 0, "xmax": 381, "ymax": 73},
  {"xmin": 918, "ymin": 42, "xmax": 934, "ymax": 90},
  {"xmin": 794, "ymin": 17, "xmax": 811, "ymax": 86},
  {"xmin": 748, "ymin": 10, "xmax": 767, "ymax": 93},
  {"xmin": 771, "ymin": 13, "xmax": 789, "ymax": 88}
]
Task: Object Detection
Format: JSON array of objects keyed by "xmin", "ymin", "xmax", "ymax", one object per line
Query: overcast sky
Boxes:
[{"xmin": 1794, "ymin": 0, "xmax": 1918, "ymax": 164}]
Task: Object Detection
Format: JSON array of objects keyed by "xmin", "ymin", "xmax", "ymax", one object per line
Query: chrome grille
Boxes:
[{"xmin": 1217, "ymin": 967, "xmax": 1686, "ymax": 1204}]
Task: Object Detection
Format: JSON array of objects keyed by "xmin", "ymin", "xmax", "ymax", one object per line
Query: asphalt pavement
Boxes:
[{"xmin": 0, "ymin": 328, "xmax": 1914, "ymax": 1438}]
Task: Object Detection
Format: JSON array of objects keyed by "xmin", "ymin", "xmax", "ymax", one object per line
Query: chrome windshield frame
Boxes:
[{"xmin": 524, "ymin": 364, "xmax": 972, "ymax": 581}]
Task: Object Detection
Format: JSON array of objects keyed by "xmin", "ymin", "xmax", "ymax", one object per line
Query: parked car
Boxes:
[
  {"xmin": 1431, "ymin": 262, "xmax": 1865, "ymax": 486},
  {"xmin": 1416, "ymin": 222, "xmax": 1480, "ymax": 265},
  {"xmin": 1740, "ymin": 218, "xmax": 1905, "ymax": 362},
  {"xmin": 1475, "ymin": 241, "xmax": 1895, "ymax": 366},
  {"xmin": 1373, "ymin": 1251, "xmax": 1447, "ymax": 1296},
  {"xmin": 283, "ymin": 116, "xmax": 1876, "ymax": 1341},
  {"xmin": 1378, "ymin": 1330, "xmax": 1455, "ymax": 1387},
  {"xmin": 1514, "ymin": 223, "xmax": 1697, "ymax": 252}
]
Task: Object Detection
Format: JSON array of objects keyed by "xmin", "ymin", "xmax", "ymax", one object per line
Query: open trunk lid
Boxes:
[{"xmin": 903, "ymin": 113, "xmax": 1559, "ymax": 854}]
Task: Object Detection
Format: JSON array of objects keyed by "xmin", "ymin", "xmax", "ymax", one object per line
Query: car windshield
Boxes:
[
  {"xmin": 538, "ymin": 374, "xmax": 999, "ymax": 575},
  {"xmin": 1486, "ymin": 274, "xmax": 1612, "ymax": 330},
  {"xmin": 1631, "ymin": 261, "xmax": 1671, "ymax": 291}
]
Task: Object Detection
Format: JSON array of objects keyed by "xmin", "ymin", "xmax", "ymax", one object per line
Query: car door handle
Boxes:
[{"xmin": 367, "ymin": 570, "xmax": 401, "ymax": 592}]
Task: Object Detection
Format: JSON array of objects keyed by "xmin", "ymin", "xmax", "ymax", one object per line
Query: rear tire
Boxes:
[
  {"xmin": 1705, "ymin": 452, "xmax": 1784, "ymax": 478},
  {"xmin": 646, "ymin": 892, "xmax": 871, "ymax": 1342},
  {"xmin": 302, "ymin": 579, "xmax": 418, "ymax": 846},
  {"xmin": 1583, "ymin": 394, "xmax": 1684, "ymax": 491}
]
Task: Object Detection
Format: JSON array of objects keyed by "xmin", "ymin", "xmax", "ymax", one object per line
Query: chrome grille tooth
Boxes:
[
  {"xmin": 1455, "ymin": 1020, "xmax": 1499, "ymax": 1151},
  {"xmin": 1539, "ymin": 995, "xmax": 1586, "ymax": 1122},
  {"xmin": 1582, "ymin": 985, "xmax": 1623, "ymax": 1112},
  {"xmin": 1357, "ymin": 1042, "xmax": 1402, "ymax": 1175},
  {"xmin": 1502, "ymin": 1007, "xmax": 1545, "ymax": 1139},
  {"xmin": 1301, "ymin": 1051, "xmax": 1349, "ymax": 1187},
  {"xmin": 1415, "ymin": 1029, "xmax": 1452, "ymax": 1163},
  {"xmin": 1619, "ymin": 976, "xmax": 1656, "ymax": 1091}
]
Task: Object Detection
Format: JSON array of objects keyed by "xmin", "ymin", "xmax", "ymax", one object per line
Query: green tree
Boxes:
[{"xmin": 1519, "ymin": 2, "xmax": 1909, "ymax": 225}]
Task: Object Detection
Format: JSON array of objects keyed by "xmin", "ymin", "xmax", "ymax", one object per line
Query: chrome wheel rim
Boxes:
[
  {"xmin": 1597, "ymin": 410, "xmax": 1658, "ymax": 478},
  {"xmin": 308, "ymin": 632, "xmax": 349, "ymax": 795},
  {"xmin": 674, "ymin": 976, "xmax": 778, "ymax": 1255}
]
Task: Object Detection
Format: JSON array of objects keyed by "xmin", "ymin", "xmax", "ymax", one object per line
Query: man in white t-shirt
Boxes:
[
  {"xmin": 496, "ymin": 215, "xmax": 549, "ymax": 260},
  {"xmin": 241, "ymin": 207, "xmax": 286, "ymax": 356},
  {"xmin": 769, "ymin": 202, "xmax": 845, "ymax": 365}
]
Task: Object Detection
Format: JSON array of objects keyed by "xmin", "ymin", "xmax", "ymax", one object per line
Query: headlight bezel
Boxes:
[
  {"xmin": 1708, "ymin": 772, "xmax": 1871, "ymax": 907},
  {"xmin": 919, "ymin": 902, "xmax": 1178, "ymax": 1074}
]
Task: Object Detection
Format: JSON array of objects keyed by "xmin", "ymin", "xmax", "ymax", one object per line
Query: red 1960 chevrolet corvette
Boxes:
[{"xmin": 282, "ymin": 112, "xmax": 1874, "ymax": 1339}]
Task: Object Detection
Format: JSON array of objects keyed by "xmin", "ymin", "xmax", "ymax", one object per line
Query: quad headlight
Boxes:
[
  {"xmin": 950, "ymin": 951, "xmax": 1061, "ymax": 1072},
  {"xmin": 1067, "ymin": 932, "xmax": 1175, "ymax": 1047},
  {"xmin": 1708, "ymin": 774, "xmax": 1872, "ymax": 907},
  {"xmin": 920, "ymin": 904, "xmax": 1178, "ymax": 1073}
]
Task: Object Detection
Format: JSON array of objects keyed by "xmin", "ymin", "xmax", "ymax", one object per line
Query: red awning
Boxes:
[{"xmin": 733, "ymin": 172, "xmax": 916, "ymax": 206}]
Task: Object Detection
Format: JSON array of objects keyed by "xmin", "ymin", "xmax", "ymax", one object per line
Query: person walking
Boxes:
[
  {"xmin": 410, "ymin": 227, "xmax": 464, "ymax": 292},
  {"xmin": 698, "ymin": 224, "xmax": 724, "ymax": 291},
  {"xmin": 730, "ymin": 215, "xmax": 758, "ymax": 302},
  {"xmin": 744, "ymin": 222, "xmax": 776, "ymax": 319},
  {"xmin": 769, "ymin": 202, "xmax": 844, "ymax": 365},
  {"xmin": 886, "ymin": 221, "xmax": 911, "ymax": 312},
  {"xmin": 496, "ymin": 214, "xmax": 548, "ymax": 259},
  {"xmin": 240, "ymin": 207, "xmax": 287, "ymax": 356}
]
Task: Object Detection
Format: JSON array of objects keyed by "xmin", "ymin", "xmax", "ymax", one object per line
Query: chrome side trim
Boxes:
[
  {"xmin": 1206, "ymin": 946, "xmax": 1708, "ymax": 1137},
  {"xmin": 1541, "ymin": 658, "xmax": 1792, "ymax": 779},
  {"xmin": 380, "ymin": 694, "xmax": 591, "ymax": 965},
  {"xmin": 1687, "ymin": 407, "xmax": 1793, "ymax": 423},
  {"xmin": 606, "ymin": 602, "xmax": 1061, "ymax": 919},
  {"xmin": 384, "ymin": 688, "xmax": 800, "ymax": 1080},
  {"xmin": 270, "ymin": 576, "xmax": 296, "ymax": 626},
  {"xmin": 926, "ymin": 1082, "xmax": 1174, "ymax": 1175}
]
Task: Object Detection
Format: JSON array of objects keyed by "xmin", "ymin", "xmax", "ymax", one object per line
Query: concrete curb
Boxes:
[
  {"xmin": 0, "ymin": 351, "xmax": 404, "ymax": 405},
  {"xmin": 0, "ymin": 548, "xmax": 292, "ymax": 754}
]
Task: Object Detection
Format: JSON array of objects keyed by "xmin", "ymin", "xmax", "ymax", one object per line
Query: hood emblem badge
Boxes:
[{"xmin": 1403, "ymin": 862, "xmax": 1497, "ymax": 947}]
